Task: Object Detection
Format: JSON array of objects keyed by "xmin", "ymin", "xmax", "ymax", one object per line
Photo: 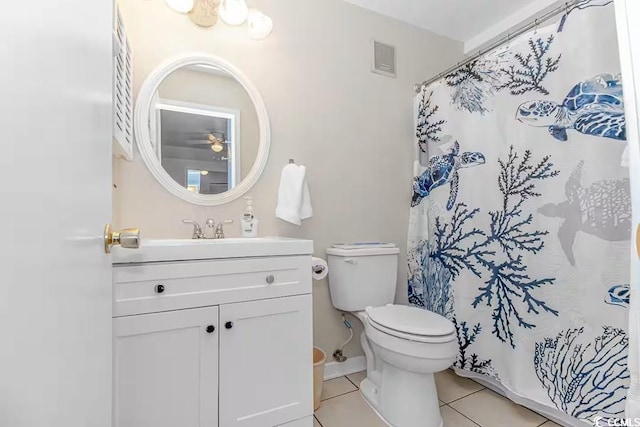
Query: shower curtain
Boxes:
[{"xmin": 408, "ymin": 1, "xmax": 630, "ymax": 425}]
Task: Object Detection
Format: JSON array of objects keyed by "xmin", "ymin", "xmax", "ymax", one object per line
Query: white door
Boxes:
[
  {"xmin": 0, "ymin": 1, "xmax": 114, "ymax": 426},
  {"xmin": 113, "ymin": 307, "xmax": 219, "ymax": 427},
  {"xmin": 219, "ymin": 295, "xmax": 313, "ymax": 427},
  {"xmin": 615, "ymin": 0, "xmax": 640, "ymax": 419}
]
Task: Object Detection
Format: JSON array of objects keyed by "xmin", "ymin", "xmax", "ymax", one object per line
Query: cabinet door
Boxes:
[
  {"xmin": 219, "ymin": 295, "xmax": 313, "ymax": 427},
  {"xmin": 113, "ymin": 307, "xmax": 219, "ymax": 427}
]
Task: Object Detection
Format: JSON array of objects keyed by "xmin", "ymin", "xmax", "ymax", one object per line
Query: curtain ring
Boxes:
[{"xmin": 505, "ymin": 33, "xmax": 511, "ymax": 49}]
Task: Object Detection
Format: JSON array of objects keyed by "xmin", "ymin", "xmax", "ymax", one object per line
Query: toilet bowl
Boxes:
[
  {"xmin": 325, "ymin": 243, "xmax": 457, "ymax": 427},
  {"xmin": 352, "ymin": 306, "xmax": 456, "ymax": 427},
  {"xmin": 365, "ymin": 305, "xmax": 457, "ymax": 374}
]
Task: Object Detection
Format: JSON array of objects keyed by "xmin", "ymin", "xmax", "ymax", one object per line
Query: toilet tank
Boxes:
[{"xmin": 325, "ymin": 244, "xmax": 400, "ymax": 312}]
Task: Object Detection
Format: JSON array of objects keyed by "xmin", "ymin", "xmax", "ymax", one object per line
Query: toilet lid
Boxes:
[
  {"xmin": 367, "ymin": 305, "xmax": 455, "ymax": 337},
  {"xmin": 326, "ymin": 243, "xmax": 399, "ymax": 257}
]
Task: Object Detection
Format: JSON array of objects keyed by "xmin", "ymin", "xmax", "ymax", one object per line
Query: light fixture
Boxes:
[
  {"xmin": 164, "ymin": 0, "xmax": 194, "ymax": 14},
  {"xmin": 247, "ymin": 9, "xmax": 273, "ymax": 40},
  {"xmin": 189, "ymin": 0, "xmax": 219, "ymax": 27},
  {"xmin": 219, "ymin": 0, "xmax": 248, "ymax": 26},
  {"xmin": 208, "ymin": 134, "xmax": 225, "ymax": 152},
  {"xmin": 165, "ymin": 0, "xmax": 273, "ymax": 39},
  {"xmin": 200, "ymin": 170, "xmax": 209, "ymax": 176}
]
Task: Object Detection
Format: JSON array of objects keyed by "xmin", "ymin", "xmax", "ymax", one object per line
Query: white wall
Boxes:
[
  {"xmin": 464, "ymin": 0, "xmax": 561, "ymax": 53},
  {"xmin": 114, "ymin": 0, "xmax": 463, "ymax": 358}
]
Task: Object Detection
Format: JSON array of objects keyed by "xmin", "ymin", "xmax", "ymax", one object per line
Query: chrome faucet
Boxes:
[
  {"xmin": 182, "ymin": 219, "xmax": 205, "ymax": 239},
  {"xmin": 183, "ymin": 219, "xmax": 233, "ymax": 239},
  {"xmin": 213, "ymin": 220, "xmax": 233, "ymax": 239}
]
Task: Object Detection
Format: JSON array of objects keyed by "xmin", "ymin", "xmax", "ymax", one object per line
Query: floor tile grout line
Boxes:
[
  {"xmin": 320, "ymin": 373, "xmax": 548, "ymax": 427},
  {"xmin": 320, "ymin": 388, "xmax": 359, "ymax": 403},
  {"xmin": 446, "ymin": 387, "xmax": 550, "ymax": 426},
  {"xmin": 446, "ymin": 404, "xmax": 482, "ymax": 426},
  {"xmin": 344, "ymin": 374, "xmax": 360, "ymax": 389},
  {"xmin": 462, "ymin": 385, "xmax": 549, "ymax": 424},
  {"xmin": 321, "ymin": 375, "xmax": 358, "ymax": 402},
  {"xmin": 444, "ymin": 387, "xmax": 486, "ymax": 405}
]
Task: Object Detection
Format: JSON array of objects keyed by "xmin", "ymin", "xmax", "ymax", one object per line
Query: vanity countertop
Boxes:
[{"xmin": 112, "ymin": 236, "xmax": 314, "ymax": 264}]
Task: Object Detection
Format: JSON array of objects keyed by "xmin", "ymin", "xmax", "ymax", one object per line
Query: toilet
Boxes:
[{"xmin": 326, "ymin": 243, "xmax": 457, "ymax": 427}]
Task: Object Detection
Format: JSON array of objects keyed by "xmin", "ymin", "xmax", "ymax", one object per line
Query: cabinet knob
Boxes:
[
  {"xmin": 206, "ymin": 325, "xmax": 215, "ymax": 334},
  {"xmin": 266, "ymin": 274, "xmax": 275, "ymax": 284},
  {"xmin": 225, "ymin": 321, "xmax": 234, "ymax": 329},
  {"xmin": 155, "ymin": 284, "xmax": 165, "ymax": 294}
]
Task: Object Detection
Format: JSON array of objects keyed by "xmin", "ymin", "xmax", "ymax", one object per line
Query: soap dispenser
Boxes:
[{"xmin": 241, "ymin": 196, "xmax": 258, "ymax": 237}]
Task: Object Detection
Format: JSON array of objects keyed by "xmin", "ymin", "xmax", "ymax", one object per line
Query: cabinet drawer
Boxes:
[{"xmin": 113, "ymin": 255, "xmax": 311, "ymax": 317}]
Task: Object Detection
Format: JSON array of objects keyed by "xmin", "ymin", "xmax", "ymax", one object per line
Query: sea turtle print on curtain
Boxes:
[
  {"xmin": 538, "ymin": 160, "xmax": 631, "ymax": 265},
  {"xmin": 411, "ymin": 141, "xmax": 486, "ymax": 209},
  {"xmin": 606, "ymin": 284, "xmax": 630, "ymax": 308},
  {"xmin": 516, "ymin": 73, "xmax": 626, "ymax": 141},
  {"xmin": 407, "ymin": 2, "xmax": 629, "ymax": 425}
]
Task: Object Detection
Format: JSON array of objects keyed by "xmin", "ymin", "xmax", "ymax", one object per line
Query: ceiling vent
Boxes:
[{"xmin": 371, "ymin": 40, "xmax": 396, "ymax": 78}]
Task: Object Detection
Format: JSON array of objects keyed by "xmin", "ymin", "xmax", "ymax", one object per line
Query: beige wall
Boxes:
[{"xmin": 114, "ymin": 0, "xmax": 463, "ymax": 359}]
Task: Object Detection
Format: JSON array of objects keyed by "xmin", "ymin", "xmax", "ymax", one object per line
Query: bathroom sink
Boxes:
[{"xmin": 112, "ymin": 237, "xmax": 314, "ymax": 264}]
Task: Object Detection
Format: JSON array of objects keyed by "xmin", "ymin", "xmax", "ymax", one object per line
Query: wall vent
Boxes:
[{"xmin": 371, "ymin": 40, "xmax": 396, "ymax": 78}]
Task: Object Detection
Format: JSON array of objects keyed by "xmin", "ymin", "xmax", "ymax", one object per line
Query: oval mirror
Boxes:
[{"xmin": 134, "ymin": 54, "xmax": 270, "ymax": 205}]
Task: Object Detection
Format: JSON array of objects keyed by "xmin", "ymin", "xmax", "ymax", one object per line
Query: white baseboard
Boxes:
[{"xmin": 322, "ymin": 355, "xmax": 366, "ymax": 380}]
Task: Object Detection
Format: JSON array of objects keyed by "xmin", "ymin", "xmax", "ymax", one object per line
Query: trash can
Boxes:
[{"xmin": 313, "ymin": 347, "xmax": 326, "ymax": 410}]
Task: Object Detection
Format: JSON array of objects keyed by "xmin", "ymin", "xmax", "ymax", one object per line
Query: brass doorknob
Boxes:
[{"xmin": 104, "ymin": 224, "xmax": 140, "ymax": 253}]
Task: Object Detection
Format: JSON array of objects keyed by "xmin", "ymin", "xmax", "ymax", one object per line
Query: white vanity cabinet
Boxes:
[
  {"xmin": 111, "ymin": 241, "xmax": 314, "ymax": 427},
  {"xmin": 219, "ymin": 296, "xmax": 312, "ymax": 427},
  {"xmin": 113, "ymin": 307, "xmax": 219, "ymax": 427}
]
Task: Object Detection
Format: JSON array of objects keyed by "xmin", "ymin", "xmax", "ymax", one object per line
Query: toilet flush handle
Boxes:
[{"xmin": 344, "ymin": 258, "xmax": 357, "ymax": 265}]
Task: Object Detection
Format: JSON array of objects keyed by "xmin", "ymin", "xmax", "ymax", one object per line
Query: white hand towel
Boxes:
[{"xmin": 276, "ymin": 164, "xmax": 313, "ymax": 225}]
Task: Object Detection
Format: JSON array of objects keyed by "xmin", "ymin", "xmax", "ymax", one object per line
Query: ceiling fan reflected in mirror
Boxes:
[
  {"xmin": 184, "ymin": 130, "xmax": 228, "ymax": 152},
  {"xmin": 207, "ymin": 133, "xmax": 225, "ymax": 152}
]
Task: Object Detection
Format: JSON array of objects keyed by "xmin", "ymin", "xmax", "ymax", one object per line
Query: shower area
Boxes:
[{"xmin": 407, "ymin": 1, "xmax": 636, "ymax": 425}]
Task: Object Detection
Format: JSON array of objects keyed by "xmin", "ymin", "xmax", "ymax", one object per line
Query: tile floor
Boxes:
[{"xmin": 314, "ymin": 369, "xmax": 562, "ymax": 427}]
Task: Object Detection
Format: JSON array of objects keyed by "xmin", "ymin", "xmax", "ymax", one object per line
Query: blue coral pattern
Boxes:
[
  {"xmin": 534, "ymin": 327, "xmax": 629, "ymax": 421},
  {"xmin": 408, "ymin": 1, "xmax": 629, "ymax": 423}
]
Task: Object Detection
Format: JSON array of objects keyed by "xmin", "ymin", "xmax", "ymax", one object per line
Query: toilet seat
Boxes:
[{"xmin": 366, "ymin": 305, "xmax": 455, "ymax": 343}]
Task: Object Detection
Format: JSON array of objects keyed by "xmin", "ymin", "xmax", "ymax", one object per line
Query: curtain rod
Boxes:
[{"xmin": 413, "ymin": 0, "xmax": 583, "ymax": 93}]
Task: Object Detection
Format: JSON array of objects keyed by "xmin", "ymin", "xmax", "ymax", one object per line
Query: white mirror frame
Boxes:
[{"xmin": 134, "ymin": 53, "xmax": 271, "ymax": 206}]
